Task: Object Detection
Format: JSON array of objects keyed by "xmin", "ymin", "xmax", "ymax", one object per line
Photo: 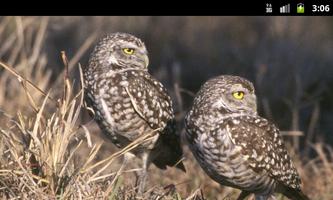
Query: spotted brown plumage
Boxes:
[
  {"xmin": 185, "ymin": 75, "xmax": 309, "ymax": 200},
  {"xmin": 83, "ymin": 32, "xmax": 185, "ymax": 193}
]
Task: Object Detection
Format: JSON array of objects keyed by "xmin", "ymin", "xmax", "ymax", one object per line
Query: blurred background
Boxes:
[{"xmin": 0, "ymin": 16, "xmax": 332, "ymax": 199}]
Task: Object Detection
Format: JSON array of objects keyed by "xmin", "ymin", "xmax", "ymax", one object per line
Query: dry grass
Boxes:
[
  {"xmin": 0, "ymin": 58, "xmax": 184, "ymax": 199},
  {"xmin": 0, "ymin": 16, "xmax": 332, "ymax": 199},
  {"xmin": 0, "ymin": 16, "xmax": 195, "ymax": 199}
]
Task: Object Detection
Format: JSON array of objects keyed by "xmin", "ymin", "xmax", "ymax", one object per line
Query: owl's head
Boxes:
[
  {"xmin": 196, "ymin": 75, "xmax": 257, "ymax": 115},
  {"xmin": 88, "ymin": 32, "xmax": 149, "ymax": 72}
]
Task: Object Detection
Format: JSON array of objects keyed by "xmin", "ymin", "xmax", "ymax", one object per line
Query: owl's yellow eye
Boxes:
[
  {"xmin": 122, "ymin": 48, "xmax": 135, "ymax": 55},
  {"xmin": 232, "ymin": 91, "xmax": 244, "ymax": 100}
]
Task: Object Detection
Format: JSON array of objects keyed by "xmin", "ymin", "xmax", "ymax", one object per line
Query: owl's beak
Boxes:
[
  {"xmin": 250, "ymin": 94, "xmax": 258, "ymax": 112},
  {"xmin": 143, "ymin": 54, "xmax": 149, "ymax": 68}
]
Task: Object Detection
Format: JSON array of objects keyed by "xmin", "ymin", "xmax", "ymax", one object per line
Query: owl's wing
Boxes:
[
  {"xmin": 224, "ymin": 115, "xmax": 301, "ymax": 189},
  {"xmin": 126, "ymin": 72, "xmax": 185, "ymax": 171},
  {"xmin": 125, "ymin": 72, "xmax": 174, "ymax": 130}
]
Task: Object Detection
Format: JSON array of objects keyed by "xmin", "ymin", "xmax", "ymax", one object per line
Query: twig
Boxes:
[
  {"xmin": 0, "ymin": 61, "xmax": 55, "ymax": 102},
  {"xmin": 304, "ymin": 102, "xmax": 320, "ymax": 157},
  {"xmin": 55, "ymin": 31, "xmax": 98, "ymax": 85},
  {"xmin": 82, "ymin": 128, "xmax": 160, "ymax": 178}
]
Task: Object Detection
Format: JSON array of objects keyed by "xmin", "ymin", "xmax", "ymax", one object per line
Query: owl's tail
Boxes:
[
  {"xmin": 153, "ymin": 156, "xmax": 186, "ymax": 172},
  {"xmin": 280, "ymin": 185, "xmax": 310, "ymax": 200},
  {"xmin": 151, "ymin": 120, "xmax": 186, "ymax": 172},
  {"xmin": 151, "ymin": 135, "xmax": 186, "ymax": 172}
]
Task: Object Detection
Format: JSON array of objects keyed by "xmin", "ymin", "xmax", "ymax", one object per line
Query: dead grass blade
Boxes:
[{"xmin": 0, "ymin": 61, "xmax": 55, "ymax": 103}]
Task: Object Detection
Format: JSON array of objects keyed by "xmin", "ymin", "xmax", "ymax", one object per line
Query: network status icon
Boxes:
[
  {"xmin": 280, "ymin": 4, "xmax": 290, "ymax": 13},
  {"xmin": 297, "ymin": 3, "xmax": 305, "ymax": 13},
  {"xmin": 266, "ymin": 3, "xmax": 273, "ymax": 13}
]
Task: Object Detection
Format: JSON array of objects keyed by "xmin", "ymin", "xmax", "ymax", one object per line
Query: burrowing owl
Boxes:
[
  {"xmin": 83, "ymin": 32, "xmax": 185, "ymax": 192},
  {"xmin": 185, "ymin": 75, "xmax": 309, "ymax": 200}
]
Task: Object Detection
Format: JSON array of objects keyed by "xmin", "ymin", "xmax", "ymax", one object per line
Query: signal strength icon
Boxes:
[{"xmin": 280, "ymin": 4, "xmax": 290, "ymax": 13}]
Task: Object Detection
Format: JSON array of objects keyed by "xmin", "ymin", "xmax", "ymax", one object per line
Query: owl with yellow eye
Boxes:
[
  {"xmin": 185, "ymin": 75, "xmax": 309, "ymax": 200},
  {"xmin": 83, "ymin": 32, "xmax": 185, "ymax": 195}
]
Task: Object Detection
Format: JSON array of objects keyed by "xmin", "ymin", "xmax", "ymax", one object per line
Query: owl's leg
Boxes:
[
  {"xmin": 119, "ymin": 152, "xmax": 135, "ymax": 173},
  {"xmin": 137, "ymin": 151, "xmax": 151, "ymax": 195},
  {"xmin": 111, "ymin": 152, "xmax": 134, "ymax": 186},
  {"xmin": 237, "ymin": 191, "xmax": 251, "ymax": 200}
]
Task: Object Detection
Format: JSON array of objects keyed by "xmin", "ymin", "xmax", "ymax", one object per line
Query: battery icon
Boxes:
[{"xmin": 297, "ymin": 3, "xmax": 305, "ymax": 13}]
